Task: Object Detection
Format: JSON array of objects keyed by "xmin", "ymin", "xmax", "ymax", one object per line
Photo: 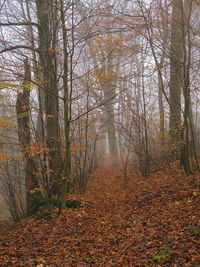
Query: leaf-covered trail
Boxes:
[{"xmin": 0, "ymin": 167, "xmax": 200, "ymax": 266}]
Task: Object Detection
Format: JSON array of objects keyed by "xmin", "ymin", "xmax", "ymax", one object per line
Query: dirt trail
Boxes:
[{"xmin": 0, "ymin": 168, "xmax": 199, "ymax": 266}]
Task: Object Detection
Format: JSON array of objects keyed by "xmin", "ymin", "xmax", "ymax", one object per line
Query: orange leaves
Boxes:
[
  {"xmin": 71, "ymin": 145, "xmax": 87, "ymax": 167},
  {"xmin": 0, "ymin": 152, "xmax": 12, "ymax": 161},
  {"xmin": 35, "ymin": 256, "xmax": 46, "ymax": 267},
  {"xmin": 0, "ymin": 114, "xmax": 16, "ymax": 130},
  {"xmin": 71, "ymin": 145, "xmax": 87, "ymax": 153},
  {"xmin": 0, "ymin": 168, "xmax": 199, "ymax": 266},
  {"xmin": 47, "ymin": 47, "xmax": 59, "ymax": 54},
  {"xmin": 0, "ymin": 152, "xmax": 22, "ymax": 161},
  {"xmin": 24, "ymin": 142, "xmax": 47, "ymax": 157},
  {"xmin": 0, "ymin": 118, "xmax": 13, "ymax": 128},
  {"xmin": 92, "ymin": 69, "xmax": 119, "ymax": 83},
  {"xmin": 94, "ymin": 35, "xmax": 126, "ymax": 51},
  {"xmin": 45, "ymin": 113, "xmax": 54, "ymax": 119},
  {"xmin": 93, "ymin": 32, "xmax": 140, "ymax": 58},
  {"xmin": 94, "ymin": 34, "xmax": 123, "ymax": 56}
]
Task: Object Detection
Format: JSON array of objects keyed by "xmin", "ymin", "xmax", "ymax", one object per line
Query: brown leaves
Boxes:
[
  {"xmin": 24, "ymin": 142, "xmax": 48, "ymax": 158},
  {"xmin": 0, "ymin": 167, "xmax": 199, "ymax": 266}
]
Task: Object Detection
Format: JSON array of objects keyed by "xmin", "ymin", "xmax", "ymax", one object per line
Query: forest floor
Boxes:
[{"xmin": 0, "ymin": 164, "xmax": 199, "ymax": 266}]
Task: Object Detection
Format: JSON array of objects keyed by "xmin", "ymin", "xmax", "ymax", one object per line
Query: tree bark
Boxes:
[
  {"xmin": 36, "ymin": 0, "xmax": 62, "ymax": 197},
  {"xmin": 16, "ymin": 59, "xmax": 38, "ymax": 213},
  {"xmin": 169, "ymin": 0, "xmax": 183, "ymax": 158},
  {"xmin": 59, "ymin": 0, "xmax": 71, "ymax": 206}
]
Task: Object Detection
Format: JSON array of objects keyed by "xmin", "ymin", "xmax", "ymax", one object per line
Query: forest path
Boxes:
[{"xmin": 0, "ymin": 167, "xmax": 199, "ymax": 266}]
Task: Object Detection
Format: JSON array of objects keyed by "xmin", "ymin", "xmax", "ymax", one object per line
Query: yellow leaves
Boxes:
[
  {"xmin": 36, "ymin": 256, "xmax": 46, "ymax": 267},
  {"xmin": 0, "ymin": 81, "xmax": 18, "ymax": 88},
  {"xmin": 0, "ymin": 81, "xmax": 35, "ymax": 90},
  {"xmin": 17, "ymin": 111, "xmax": 29, "ymax": 119},
  {"xmin": 186, "ymin": 190, "xmax": 199, "ymax": 203},
  {"xmin": 36, "ymin": 79, "xmax": 48, "ymax": 88},
  {"xmin": 175, "ymin": 190, "xmax": 198, "ymax": 205},
  {"xmin": 0, "ymin": 79, "xmax": 47, "ymax": 91},
  {"xmin": 23, "ymin": 82, "xmax": 32, "ymax": 90},
  {"xmin": 29, "ymin": 187, "xmax": 41, "ymax": 194},
  {"xmin": 187, "ymin": 190, "xmax": 199, "ymax": 203},
  {"xmin": 0, "ymin": 118, "xmax": 13, "ymax": 128},
  {"xmin": 77, "ymin": 210, "xmax": 87, "ymax": 218},
  {"xmin": 0, "ymin": 112, "xmax": 29, "ymax": 128},
  {"xmin": 192, "ymin": 191, "xmax": 198, "ymax": 197},
  {"xmin": 0, "ymin": 93, "xmax": 6, "ymax": 98}
]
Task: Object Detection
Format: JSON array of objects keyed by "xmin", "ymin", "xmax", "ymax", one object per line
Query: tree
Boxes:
[
  {"xmin": 36, "ymin": 0, "xmax": 62, "ymax": 197},
  {"xmin": 16, "ymin": 58, "xmax": 39, "ymax": 214},
  {"xmin": 169, "ymin": 0, "xmax": 183, "ymax": 158}
]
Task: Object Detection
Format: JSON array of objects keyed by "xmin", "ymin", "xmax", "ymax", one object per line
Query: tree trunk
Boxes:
[
  {"xmin": 158, "ymin": 68, "xmax": 165, "ymax": 145},
  {"xmin": 36, "ymin": 0, "xmax": 62, "ymax": 197},
  {"xmin": 16, "ymin": 58, "xmax": 38, "ymax": 214},
  {"xmin": 169, "ymin": 0, "xmax": 183, "ymax": 159},
  {"xmin": 180, "ymin": 0, "xmax": 193, "ymax": 175},
  {"xmin": 59, "ymin": 0, "xmax": 71, "ymax": 206},
  {"xmin": 103, "ymin": 86, "xmax": 119, "ymax": 167}
]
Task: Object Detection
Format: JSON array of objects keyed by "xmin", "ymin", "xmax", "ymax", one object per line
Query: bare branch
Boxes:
[
  {"xmin": 0, "ymin": 21, "xmax": 38, "ymax": 27},
  {"xmin": 0, "ymin": 45, "xmax": 38, "ymax": 54}
]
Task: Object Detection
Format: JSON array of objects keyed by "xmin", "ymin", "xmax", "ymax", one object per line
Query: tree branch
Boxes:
[
  {"xmin": 0, "ymin": 21, "xmax": 38, "ymax": 27},
  {"xmin": 0, "ymin": 45, "xmax": 38, "ymax": 54}
]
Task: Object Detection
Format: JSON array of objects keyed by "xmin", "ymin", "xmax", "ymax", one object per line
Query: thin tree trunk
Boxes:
[{"xmin": 59, "ymin": 0, "xmax": 71, "ymax": 206}]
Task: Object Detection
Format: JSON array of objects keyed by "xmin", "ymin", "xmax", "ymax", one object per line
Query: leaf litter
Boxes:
[{"xmin": 0, "ymin": 165, "xmax": 199, "ymax": 266}]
